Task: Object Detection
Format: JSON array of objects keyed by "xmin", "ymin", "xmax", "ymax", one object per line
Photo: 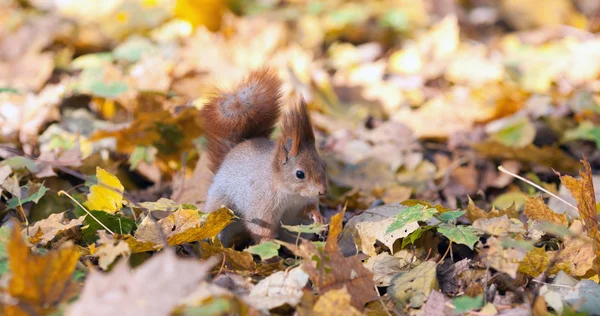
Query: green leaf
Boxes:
[
  {"xmin": 437, "ymin": 224, "xmax": 479, "ymax": 250},
  {"xmin": 452, "ymin": 295, "xmax": 484, "ymax": 313},
  {"xmin": 281, "ymin": 222, "xmax": 328, "ymax": 234},
  {"xmin": 437, "ymin": 210, "xmax": 465, "ymax": 223},
  {"xmin": 113, "ymin": 36, "xmax": 157, "ymax": 63},
  {"xmin": 490, "ymin": 116, "xmax": 536, "ymax": 148},
  {"xmin": 82, "ymin": 210, "xmax": 136, "ymax": 244},
  {"xmin": 386, "ymin": 204, "xmax": 437, "ymax": 234},
  {"xmin": 7, "ymin": 184, "xmax": 49, "ymax": 209},
  {"xmin": 1, "ymin": 156, "xmax": 38, "ymax": 173},
  {"xmin": 0, "ymin": 226, "xmax": 10, "ymax": 275},
  {"xmin": 536, "ymin": 220, "xmax": 574, "ymax": 238},
  {"xmin": 90, "ymin": 81, "xmax": 129, "ymax": 99},
  {"xmin": 71, "ymin": 52, "xmax": 113, "ymax": 70},
  {"xmin": 138, "ymin": 198, "xmax": 182, "ymax": 212},
  {"xmin": 0, "ymin": 87, "xmax": 19, "ymax": 94},
  {"xmin": 501, "ymin": 238, "xmax": 535, "ymax": 251},
  {"xmin": 402, "ymin": 226, "xmax": 433, "ymax": 248},
  {"xmin": 129, "ymin": 146, "xmax": 157, "ymax": 170},
  {"xmin": 246, "ymin": 241, "xmax": 280, "ymax": 261},
  {"xmin": 563, "ymin": 121, "xmax": 600, "ymax": 148}
]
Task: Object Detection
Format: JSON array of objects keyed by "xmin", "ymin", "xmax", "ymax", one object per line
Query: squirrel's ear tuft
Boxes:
[{"xmin": 280, "ymin": 98, "xmax": 316, "ymax": 156}]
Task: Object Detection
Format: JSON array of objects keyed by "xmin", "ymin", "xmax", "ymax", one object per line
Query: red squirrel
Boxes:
[{"xmin": 200, "ymin": 68, "xmax": 328, "ymax": 247}]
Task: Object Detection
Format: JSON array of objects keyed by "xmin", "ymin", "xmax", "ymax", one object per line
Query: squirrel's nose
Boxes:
[{"xmin": 318, "ymin": 186, "xmax": 327, "ymax": 196}]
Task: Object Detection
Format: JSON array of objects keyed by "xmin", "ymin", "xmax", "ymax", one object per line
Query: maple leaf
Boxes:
[
  {"xmin": 4, "ymin": 224, "xmax": 80, "ymax": 316},
  {"xmin": 67, "ymin": 249, "xmax": 218, "ymax": 316},
  {"xmin": 282, "ymin": 208, "xmax": 379, "ymax": 310},
  {"xmin": 25, "ymin": 212, "xmax": 85, "ymax": 246},
  {"xmin": 524, "ymin": 196, "xmax": 568, "ymax": 226},
  {"xmin": 556, "ymin": 158, "xmax": 600, "ymax": 273}
]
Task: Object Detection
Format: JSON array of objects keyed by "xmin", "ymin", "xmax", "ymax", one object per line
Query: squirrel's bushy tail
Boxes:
[{"xmin": 200, "ymin": 68, "xmax": 283, "ymax": 173}]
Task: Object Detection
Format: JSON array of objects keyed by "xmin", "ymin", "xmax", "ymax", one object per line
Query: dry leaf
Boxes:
[
  {"xmin": 481, "ymin": 237, "xmax": 526, "ymax": 279},
  {"xmin": 466, "ymin": 197, "xmax": 519, "ymax": 222},
  {"xmin": 474, "ymin": 141, "xmax": 580, "ymax": 172},
  {"xmin": 549, "ymin": 237, "xmax": 596, "ymax": 276},
  {"xmin": 289, "ymin": 208, "xmax": 378, "ymax": 309},
  {"xmin": 518, "ymin": 247, "xmax": 549, "ymax": 278},
  {"xmin": 25, "ymin": 212, "xmax": 85, "ymax": 246},
  {"xmin": 244, "ymin": 267, "xmax": 309, "ymax": 310},
  {"xmin": 93, "ymin": 231, "xmax": 130, "ymax": 270},
  {"xmin": 557, "ymin": 158, "xmax": 600, "ymax": 273},
  {"xmin": 388, "ymin": 260, "xmax": 438, "ymax": 308},
  {"xmin": 524, "ymin": 197, "xmax": 568, "ymax": 226},
  {"xmin": 344, "ymin": 204, "xmax": 419, "ymax": 256},
  {"xmin": 4, "ymin": 225, "xmax": 80, "ymax": 315},
  {"xmin": 312, "ymin": 286, "xmax": 363, "ymax": 316},
  {"xmin": 67, "ymin": 249, "xmax": 218, "ymax": 316},
  {"xmin": 473, "ymin": 215, "xmax": 525, "ymax": 236}
]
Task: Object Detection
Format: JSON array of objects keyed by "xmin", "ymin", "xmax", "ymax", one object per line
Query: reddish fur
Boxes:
[
  {"xmin": 200, "ymin": 68, "xmax": 283, "ymax": 173},
  {"xmin": 280, "ymin": 98, "xmax": 315, "ymax": 155}
]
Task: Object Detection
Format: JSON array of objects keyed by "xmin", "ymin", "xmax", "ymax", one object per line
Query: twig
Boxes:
[
  {"xmin": 58, "ymin": 190, "xmax": 114, "ymax": 235},
  {"xmin": 497, "ymin": 165, "xmax": 578, "ymax": 211},
  {"xmin": 374, "ymin": 284, "xmax": 392, "ymax": 316},
  {"xmin": 214, "ymin": 253, "xmax": 227, "ymax": 278},
  {"xmin": 438, "ymin": 240, "xmax": 452, "ymax": 264}
]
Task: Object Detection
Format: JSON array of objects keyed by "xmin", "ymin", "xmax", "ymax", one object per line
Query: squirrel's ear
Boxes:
[{"xmin": 281, "ymin": 137, "xmax": 293, "ymax": 164}]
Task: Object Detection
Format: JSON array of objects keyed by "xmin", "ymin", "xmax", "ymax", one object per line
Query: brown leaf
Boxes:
[
  {"xmin": 524, "ymin": 197, "xmax": 568, "ymax": 226},
  {"xmin": 68, "ymin": 250, "xmax": 218, "ymax": 316},
  {"xmin": 557, "ymin": 158, "xmax": 600, "ymax": 273},
  {"xmin": 293, "ymin": 207, "xmax": 378, "ymax": 310},
  {"xmin": 480, "ymin": 237, "xmax": 526, "ymax": 279},
  {"xmin": 466, "ymin": 197, "xmax": 519, "ymax": 222},
  {"xmin": 198, "ymin": 240, "xmax": 281, "ymax": 276},
  {"xmin": 312, "ymin": 286, "xmax": 363, "ymax": 316},
  {"xmin": 549, "ymin": 237, "xmax": 596, "ymax": 276},
  {"xmin": 4, "ymin": 224, "xmax": 80, "ymax": 315}
]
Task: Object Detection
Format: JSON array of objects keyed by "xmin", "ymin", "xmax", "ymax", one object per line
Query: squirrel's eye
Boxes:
[{"xmin": 295, "ymin": 170, "xmax": 305, "ymax": 179}]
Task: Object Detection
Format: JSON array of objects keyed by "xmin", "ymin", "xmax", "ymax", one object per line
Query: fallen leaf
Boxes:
[
  {"xmin": 524, "ymin": 196, "xmax": 568, "ymax": 226},
  {"xmin": 133, "ymin": 207, "xmax": 234, "ymax": 247},
  {"xmin": 452, "ymin": 295, "xmax": 484, "ymax": 313},
  {"xmin": 25, "ymin": 212, "xmax": 85, "ymax": 246},
  {"xmin": 473, "ymin": 215, "xmax": 526, "ymax": 236},
  {"xmin": 386, "ymin": 204, "xmax": 437, "ymax": 234},
  {"xmin": 564, "ymin": 280, "xmax": 600, "ymax": 314},
  {"xmin": 93, "ymin": 231, "xmax": 130, "ymax": 270},
  {"xmin": 480, "ymin": 237, "xmax": 526, "ymax": 279},
  {"xmin": 246, "ymin": 241, "xmax": 280, "ymax": 261},
  {"xmin": 473, "ymin": 141, "xmax": 581, "ymax": 172},
  {"xmin": 549, "ymin": 237, "xmax": 595, "ymax": 276},
  {"xmin": 82, "ymin": 210, "xmax": 136, "ymax": 244},
  {"xmin": 518, "ymin": 247, "xmax": 549, "ymax": 278},
  {"xmin": 312, "ymin": 286, "xmax": 363, "ymax": 316},
  {"xmin": 199, "ymin": 240, "xmax": 281, "ymax": 276},
  {"xmin": 244, "ymin": 267, "xmax": 309, "ymax": 310},
  {"xmin": 466, "ymin": 197, "xmax": 519, "ymax": 222},
  {"xmin": 4, "ymin": 225, "xmax": 80, "ymax": 315},
  {"xmin": 557, "ymin": 158, "xmax": 600, "ymax": 273},
  {"xmin": 6, "ymin": 182, "xmax": 48, "ymax": 209},
  {"xmin": 344, "ymin": 204, "xmax": 420, "ymax": 256},
  {"xmin": 289, "ymin": 208, "xmax": 378, "ymax": 309},
  {"xmin": 388, "ymin": 260, "xmax": 438, "ymax": 309},
  {"xmin": 363, "ymin": 251, "xmax": 418, "ymax": 287},
  {"xmin": 84, "ymin": 167, "xmax": 124, "ymax": 214},
  {"xmin": 67, "ymin": 249, "xmax": 218, "ymax": 316},
  {"xmin": 0, "ymin": 226, "xmax": 9, "ymax": 275}
]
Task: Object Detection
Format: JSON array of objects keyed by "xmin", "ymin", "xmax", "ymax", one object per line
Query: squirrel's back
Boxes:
[{"xmin": 200, "ymin": 68, "xmax": 283, "ymax": 173}]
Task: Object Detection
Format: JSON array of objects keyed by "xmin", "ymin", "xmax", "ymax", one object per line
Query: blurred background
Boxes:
[{"xmin": 2, "ymin": 0, "xmax": 600, "ymax": 218}]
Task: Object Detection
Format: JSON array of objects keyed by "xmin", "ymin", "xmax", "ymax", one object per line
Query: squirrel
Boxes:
[{"xmin": 200, "ymin": 68, "xmax": 328, "ymax": 247}]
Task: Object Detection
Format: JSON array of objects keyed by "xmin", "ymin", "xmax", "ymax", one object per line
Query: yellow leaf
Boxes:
[
  {"xmin": 174, "ymin": 0, "xmax": 225, "ymax": 32},
  {"xmin": 84, "ymin": 167, "xmax": 124, "ymax": 214},
  {"xmin": 132, "ymin": 207, "xmax": 235, "ymax": 249},
  {"xmin": 524, "ymin": 197, "xmax": 568, "ymax": 226},
  {"xmin": 313, "ymin": 286, "xmax": 363, "ymax": 316},
  {"xmin": 4, "ymin": 225, "xmax": 80, "ymax": 315},
  {"xmin": 518, "ymin": 247, "xmax": 549, "ymax": 278}
]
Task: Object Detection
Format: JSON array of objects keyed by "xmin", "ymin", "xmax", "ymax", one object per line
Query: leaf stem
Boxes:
[
  {"xmin": 497, "ymin": 166, "xmax": 578, "ymax": 211},
  {"xmin": 58, "ymin": 190, "xmax": 114, "ymax": 235}
]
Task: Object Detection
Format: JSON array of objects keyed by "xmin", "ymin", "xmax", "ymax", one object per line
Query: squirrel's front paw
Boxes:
[{"xmin": 308, "ymin": 208, "xmax": 324, "ymax": 225}]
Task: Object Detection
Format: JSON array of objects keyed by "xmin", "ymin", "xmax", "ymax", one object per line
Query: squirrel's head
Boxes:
[{"xmin": 275, "ymin": 99, "xmax": 327, "ymax": 199}]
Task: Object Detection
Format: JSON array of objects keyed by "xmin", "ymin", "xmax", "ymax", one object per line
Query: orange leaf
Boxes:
[
  {"xmin": 4, "ymin": 224, "xmax": 80, "ymax": 315},
  {"xmin": 524, "ymin": 197, "xmax": 567, "ymax": 226},
  {"xmin": 557, "ymin": 158, "xmax": 600, "ymax": 273}
]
